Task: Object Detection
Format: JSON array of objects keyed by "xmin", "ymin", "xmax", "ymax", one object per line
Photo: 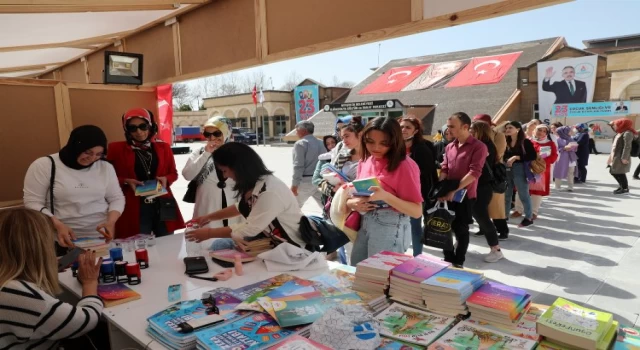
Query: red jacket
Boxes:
[
  {"xmin": 529, "ymin": 138, "xmax": 558, "ymax": 197},
  {"xmin": 107, "ymin": 141, "xmax": 185, "ymax": 238}
]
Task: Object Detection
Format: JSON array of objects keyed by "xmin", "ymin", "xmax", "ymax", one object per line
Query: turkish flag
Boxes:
[
  {"xmin": 445, "ymin": 52, "xmax": 522, "ymax": 88},
  {"xmin": 359, "ymin": 64, "xmax": 430, "ymax": 94},
  {"xmin": 156, "ymin": 84, "xmax": 173, "ymax": 145},
  {"xmin": 251, "ymin": 85, "xmax": 258, "ymax": 105}
]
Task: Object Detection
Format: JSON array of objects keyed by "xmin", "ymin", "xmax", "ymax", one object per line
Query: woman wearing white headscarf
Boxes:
[{"xmin": 182, "ymin": 116, "xmax": 240, "ymax": 229}]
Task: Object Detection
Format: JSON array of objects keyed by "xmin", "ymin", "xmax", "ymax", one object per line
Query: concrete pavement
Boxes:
[{"xmin": 171, "ymin": 143, "xmax": 640, "ymax": 327}]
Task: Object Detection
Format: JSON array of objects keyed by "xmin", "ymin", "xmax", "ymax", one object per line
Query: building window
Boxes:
[
  {"xmin": 532, "ymin": 103, "xmax": 540, "ymax": 120},
  {"xmin": 387, "ymin": 110, "xmax": 403, "ymax": 119},
  {"xmin": 262, "ymin": 116, "xmax": 270, "ymax": 138},
  {"xmin": 274, "ymin": 115, "xmax": 288, "ymax": 136}
]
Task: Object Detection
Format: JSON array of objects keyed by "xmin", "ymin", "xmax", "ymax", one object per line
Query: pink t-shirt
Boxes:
[{"xmin": 357, "ymin": 156, "xmax": 423, "ymax": 204}]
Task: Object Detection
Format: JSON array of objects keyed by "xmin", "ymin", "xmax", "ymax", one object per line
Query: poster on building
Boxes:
[
  {"xmin": 294, "ymin": 84, "xmax": 320, "ymax": 122},
  {"xmin": 537, "ymin": 55, "xmax": 598, "ymax": 119},
  {"xmin": 402, "ymin": 60, "xmax": 469, "ymax": 91},
  {"xmin": 552, "ymin": 101, "xmax": 631, "ymax": 118}
]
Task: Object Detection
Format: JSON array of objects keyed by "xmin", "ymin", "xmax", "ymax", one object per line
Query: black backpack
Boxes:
[{"xmin": 631, "ymin": 135, "xmax": 640, "ymax": 158}]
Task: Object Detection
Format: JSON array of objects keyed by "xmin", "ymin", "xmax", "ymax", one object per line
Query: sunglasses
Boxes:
[
  {"xmin": 203, "ymin": 130, "xmax": 223, "ymax": 138},
  {"xmin": 126, "ymin": 123, "xmax": 150, "ymax": 132}
]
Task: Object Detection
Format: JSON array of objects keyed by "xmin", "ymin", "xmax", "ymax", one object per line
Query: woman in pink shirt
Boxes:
[{"xmin": 347, "ymin": 117, "xmax": 423, "ymax": 265}]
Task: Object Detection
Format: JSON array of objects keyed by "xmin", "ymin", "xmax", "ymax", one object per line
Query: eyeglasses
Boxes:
[
  {"xmin": 126, "ymin": 123, "xmax": 150, "ymax": 132},
  {"xmin": 203, "ymin": 130, "xmax": 223, "ymax": 138}
]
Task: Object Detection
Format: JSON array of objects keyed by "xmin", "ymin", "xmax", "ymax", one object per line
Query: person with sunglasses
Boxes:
[
  {"xmin": 107, "ymin": 108, "xmax": 185, "ymax": 239},
  {"xmin": 23, "ymin": 125, "xmax": 124, "ymax": 247},
  {"xmin": 182, "ymin": 116, "xmax": 240, "ymax": 231}
]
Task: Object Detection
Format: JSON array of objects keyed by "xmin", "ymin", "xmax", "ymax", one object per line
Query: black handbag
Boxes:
[
  {"xmin": 487, "ymin": 162, "xmax": 508, "ymax": 194},
  {"xmin": 423, "ymin": 201, "xmax": 455, "ymax": 251},
  {"xmin": 158, "ymin": 197, "xmax": 178, "ymax": 221},
  {"xmin": 183, "ymin": 148, "xmax": 211, "ymax": 203}
]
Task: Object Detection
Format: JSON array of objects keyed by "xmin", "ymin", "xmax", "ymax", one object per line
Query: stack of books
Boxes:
[
  {"xmin": 310, "ymin": 267, "xmax": 389, "ymax": 313},
  {"xmin": 615, "ymin": 324, "xmax": 640, "ymax": 349},
  {"xmin": 466, "ymin": 281, "xmax": 531, "ymax": 329},
  {"xmin": 466, "ymin": 303, "xmax": 547, "ymax": 342},
  {"xmin": 428, "ymin": 320, "xmax": 538, "ymax": 349},
  {"xmin": 420, "ymin": 267, "xmax": 484, "ymax": 317},
  {"xmin": 242, "ymin": 234, "xmax": 279, "ymax": 256},
  {"xmin": 72, "ymin": 237, "xmax": 110, "ymax": 257},
  {"xmin": 536, "ymin": 297, "xmax": 618, "ymax": 350},
  {"xmin": 353, "ymin": 251, "xmax": 412, "ymax": 296},
  {"xmin": 388, "ymin": 254, "xmax": 450, "ymax": 307},
  {"xmin": 376, "ymin": 302, "xmax": 455, "ymax": 347}
]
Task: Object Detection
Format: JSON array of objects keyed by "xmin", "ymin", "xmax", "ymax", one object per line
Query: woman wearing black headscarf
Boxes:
[{"xmin": 24, "ymin": 125, "xmax": 125, "ymax": 247}]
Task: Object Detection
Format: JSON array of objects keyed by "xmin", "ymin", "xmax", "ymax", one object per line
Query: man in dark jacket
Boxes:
[
  {"xmin": 573, "ymin": 123, "xmax": 591, "ymax": 183},
  {"xmin": 542, "ymin": 66, "xmax": 587, "ymax": 104}
]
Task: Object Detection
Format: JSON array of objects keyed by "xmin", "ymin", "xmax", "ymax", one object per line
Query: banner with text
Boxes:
[
  {"xmin": 294, "ymin": 84, "xmax": 320, "ymax": 122},
  {"xmin": 552, "ymin": 101, "xmax": 631, "ymax": 118},
  {"xmin": 537, "ymin": 55, "xmax": 598, "ymax": 119}
]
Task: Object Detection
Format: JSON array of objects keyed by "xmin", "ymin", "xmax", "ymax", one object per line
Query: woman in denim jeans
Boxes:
[
  {"xmin": 347, "ymin": 117, "xmax": 423, "ymax": 265},
  {"xmin": 503, "ymin": 121, "xmax": 537, "ymax": 229}
]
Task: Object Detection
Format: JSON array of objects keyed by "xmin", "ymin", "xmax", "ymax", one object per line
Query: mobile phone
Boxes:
[{"xmin": 57, "ymin": 247, "xmax": 85, "ymax": 271}]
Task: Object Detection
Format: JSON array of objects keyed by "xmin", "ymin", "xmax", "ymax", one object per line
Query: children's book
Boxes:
[
  {"xmin": 356, "ymin": 251, "xmax": 413, "ymax": 277},
  {"xmin": 233, "ymin": 274, "xmax": 298, "ymax": 312},
  {"xmin": 310, "ymin": 266, "xmax": 356, "ymax": 292},
  {"xmin": 615, "ymin": 324, "xmax": 640, "ymax": 349},
  {"xmin": 428, "ymin": 320, "xmax": 538, "ymax": 350},
  {"xmin": 466, "ymin": 303, "xmax": 547, "ymax": 341},
  {"xmin": 352, "ymin": 177, "xmax": 389, "ymax": 208},
  {"xmin": 97, "ymin": 283, "xmax": 141, "ymax": 308},
  {"xmin": 466, "ymin": 282, "xmax": 531, "ymax": 319},
  {"xmin": 421, "ymin": 267, "xmax": 484, "ymax": 296},
  {"xmin": 272, "ymin": 293, "xmax": 363, "ymax": 327},
  {"xmin": 135, "ymin": 179, "xmax": 163, "ymax": 196},
  {"xmin": 267, "ymin": 334, "xmax": 332, "ymax": 349},
  {"xmin": 195, "ymin": 313, "xmax": 302, "ymax": 350},
  {"xmin": 376, "ymin": 302, "xmax": 455, "ymax": 346},
  {"xmin": 392, "ymin": 254, "xmax": 451, "ymax": 282},
  {"xmin": 377, "ymin": 337, "xmax": 424, "ymax": 350}
]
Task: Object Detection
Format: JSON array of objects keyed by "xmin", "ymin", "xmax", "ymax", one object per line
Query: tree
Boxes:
[
  {"xmin": 280, "ymin": 71, "xmax": 302, "ymax": 91},
  {"xmin": 197, "ymin": 76, "xmax": 222, "ymax": 99},
  {"xmin": 331, "ymin": 75, "xmax": 355, "ymax": 88},
  {"xmin": 178, "ymin": 104, "xmax": 192, "ymax": 111},
  {"xmin": 240, "ymin": 69, "xmax": 268, "ymax": 93},
  {"xmin": 219, "ymin": 72, "xmax": 241, "ymax": 95},
  {"xmin": 172, "ymin": 83, "xmax": 193, "ymax": 110}
]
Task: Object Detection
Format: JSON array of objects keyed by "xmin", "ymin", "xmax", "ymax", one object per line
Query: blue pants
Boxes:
[
  {"xmin": 505, "ymin": 162, "xmax": 533, "ymax": 219},
  {"xmin": 410, "ymin": 216, "xmax": 423, "ymax": 256},
  {"xmin": 350, "ymin": 210, "xmax": 410, "ymax": 266}
]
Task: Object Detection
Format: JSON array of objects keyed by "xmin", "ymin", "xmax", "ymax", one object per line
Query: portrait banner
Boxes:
[{"xmin": 402, "ymin": 60, "xmax": 469, "ymax": 91}]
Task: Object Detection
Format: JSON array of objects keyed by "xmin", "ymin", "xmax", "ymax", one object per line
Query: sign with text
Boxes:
[
  {"xmin": 552, "ymin": 101, "xmax": 631, "ymax": 118},
  {"xmin": 323, "ymin": 100, "xmax": 397, "ymax": 112},
  {"xmin": 294, "ymin": 84, "xmax": 320, "ymax": 122}
]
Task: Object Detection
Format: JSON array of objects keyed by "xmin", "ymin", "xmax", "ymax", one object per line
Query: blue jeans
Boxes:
[
  {"xmin": 410, "ymin": 216, "xmax": 423, "ymax": 256},
  {"xmin": 350, "ymin": 210, "xmax": 410, "ymax": 266},
  {"xmin": 505, "ymin": 163, "xmax": 533, "ymax": 219},
  {"xmin": 139, "ymin": 199, "xmax": 171, "ymax": 237}
]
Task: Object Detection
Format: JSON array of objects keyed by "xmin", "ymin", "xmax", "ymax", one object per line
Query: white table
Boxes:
[{"xmin": 58, "ymin": 233, "xmax": 331, "ymax": 350}]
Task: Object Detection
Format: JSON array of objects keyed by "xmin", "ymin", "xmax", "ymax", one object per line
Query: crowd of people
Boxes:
[{"xmin": 0, "ymin": 105, "xmax": 637, "ymax": 347}]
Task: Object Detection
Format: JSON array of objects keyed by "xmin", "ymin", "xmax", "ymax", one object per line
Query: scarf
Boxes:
[
  {"xmin": 611, "ymin": 118, "xmax": 638, "ymax": 136},
  {"xmin": 59, "ymin": 125, "xmax": 107, "ymax": 170},
  {"xmin": 122, "ymin": 108, "xmax": 156, "ymax": 151}
]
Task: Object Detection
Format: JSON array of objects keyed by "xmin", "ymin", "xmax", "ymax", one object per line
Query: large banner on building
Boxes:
[
  {"xmin": 359, "ymin": 64, "xmax": 430, "ymax": 94},
  {"xmin": 294, "ymin": 84, "xmax": 320, "ymax": 122},
  {"xmin": 156, "ymin": 84, "xmax": 173, "ymax": 144},
  {"xmin": 552, "ymin": 101, "xmax": 631, "ymax": 118},
  {"xmin": 402, "ymin": 60, "xmax": 469, "ymax": 91},
  {"xmin": 537, "ymin": 55, "xmax": 598, "ymax": 119},
  {"xmin": 446, "ymin": 52, "xmax": 522, "ymax": 88}
]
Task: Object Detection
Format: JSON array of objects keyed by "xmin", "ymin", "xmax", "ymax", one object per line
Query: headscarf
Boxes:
[
  {"xmin": 556, "ymin": 126, "xmax": 573, "ymax": 142},
  {"xmin": 59, "ymin": 125, "xmax": 107, "ymax": 170},
  {"xmin": 199, "ymin": 116, "xmax": 233, "ymax": 185},
  {"xmin": 535, "ymin": 124, "xmax": 552, "ymax": 142},
  {"xmin": 575, "ymin": 123, "xmax": 589, "ymax": 133},
  {"xmin": 122, "ymin": 108, "xmax": 156, "ymax": 150},
  {"xmin": 610, "ymin": 118, "xmax": 638, "ymax": 136}
]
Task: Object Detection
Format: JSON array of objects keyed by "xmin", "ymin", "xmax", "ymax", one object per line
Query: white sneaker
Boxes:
[{"xmin": 484, "ymin": 250, "xmax": 504, "ymax": 263}]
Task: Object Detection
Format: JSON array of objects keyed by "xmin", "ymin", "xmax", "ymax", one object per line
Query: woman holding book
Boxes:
[
  {"xmin": 347, "ymin": 117, "xmax": 423, "ymax": 266},
  {"xmin": 182, "ymin": 116, "xmax": 240, "ymax": 230},
  {"xmin": 23, "ymin": 125, "xmax": 124, "ymax": 247},
  {"xmin": 400, "ymin": 116, "xmax": 437, "ymax": 256},
  {"xmin": 186, "ymin": 142, "xmax": 307, "ymax": 250},
  {"xmin": 107, "ymin": 108, "xmax": 185, "ymax": 239},
  {"xmin": 503, "ymin": 121, "xmax": 537, "ymax": 228},
  {"xmin": 514, "ymin": 124, "xmax": 558, "ymax": 219},
  {"xmin": 0, "ymin": 208, "xmax": 104, "ymax": 349}
]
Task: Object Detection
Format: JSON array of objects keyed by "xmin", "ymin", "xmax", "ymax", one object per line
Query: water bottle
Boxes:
[{"xmin": 185, "ymin": 223, "xmax": 201, "ymax": 257}]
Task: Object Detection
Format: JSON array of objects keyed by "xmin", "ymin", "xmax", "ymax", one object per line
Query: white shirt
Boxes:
[
  {"xmin": 23, "ymin": 154, "xmax": 125, "ymax": 238},
  {"xmin": 182, "ymin": 147, "xmax": 240, "ymax": 228},
  {"xmin": 230, "ymin": 175, "xmax": 305, "ymax": 247}
]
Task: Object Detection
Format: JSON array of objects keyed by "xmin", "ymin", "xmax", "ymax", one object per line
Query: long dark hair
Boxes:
[
  {"xmin": 505, "ymin": 121, "xmax": 526, "ymax": 148},
  {"xmin": 322, "ymin": 135, "xmax": 338, "ymax": 151},
  {"xmin": 213, "ymin": 143, "xmax": 273, "ymax": 198},
  {"xmin": 360, "ymin": 117, "xmax": 406, "ymax": 172},
  {"xmin": 400, "ymin": 115, "xmax": 425, "ymax": 145},
  {"xmin": 340, "ymin": 116, "xmax": 365, "ymax": 134}
]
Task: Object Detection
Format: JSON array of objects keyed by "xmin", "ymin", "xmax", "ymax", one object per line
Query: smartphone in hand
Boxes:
[{"xmin": 57, "ymin": 247, "xmax": 85, "ymax": 272}]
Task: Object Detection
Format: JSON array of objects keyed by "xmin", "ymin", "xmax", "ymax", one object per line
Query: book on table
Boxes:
[
  {"xmin": 427, "ymin": 320, "xmax": 538, "ymax": 350},
  {"xmin": 232, "ymin": 274, "xmax": 299, "ymax": 312},
  {"xmin": 270, "ymin": 292, "xmax": 363, "ymax": 328},
  {"xmin": 354, "ymin": 251, "xmax": 412, "ymax": 295},
  {"xmin": 615, "ymin": 324, "xmax": 640, "ymax": 349},
  {"xmin": 71, "ymin": 237, "xmax": 110, "ymax": 257},
  {"xmin": 377, "ymin": 337, "xmax": 425, "ymax": 349},
  {"xmin": 466, "ymin": 281, "xmax": 531, "ymax": 322},
  {"xmin": 267, "ymin": 334, "xmax": 332, "ymax": 349},
  {"xmin": 538, "ymin": 320, "xmax": 618, "ymax": 350},
  {"xmin": 135, "ymin": 179, "xmax": 163, "ymax": 197},
  {"xmin": 536, "ymin": 297, "xmax": 614, "ymax": 350},
  {"xmin": 391, "ymin": 254, "xmax": 451, "ymax": 282},
  {"xmin": 97, "ymin": 283, "xmax": 141, "ymax": 308},
  {"xmin": 466, "ymin": 303, "xmax": 548, "ymax": 342},
  {"xmin": 375, "ymin": 302, "xmax": 455, "ymax": 346}
]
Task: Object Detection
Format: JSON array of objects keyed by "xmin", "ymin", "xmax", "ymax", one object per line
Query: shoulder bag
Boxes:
[{"xmin": 183, "ymin": 148, "xmax": 210, "ymax": 203}]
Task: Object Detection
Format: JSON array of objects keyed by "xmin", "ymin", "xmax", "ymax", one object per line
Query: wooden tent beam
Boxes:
[
  {"xmin": 0, "ymin": 62, "xmax": 64, "ymax": 73},
  {"xmin": 0, "ymin": 30, "xmax": 133, "ymax": 53}
]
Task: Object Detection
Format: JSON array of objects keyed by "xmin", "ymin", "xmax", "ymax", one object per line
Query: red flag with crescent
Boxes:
[
  {"xmin": 445, "ymin": 52, "xmax": 522, "ymax": 88},
  {"xmin": 359, "ymin": 64, "xmax": 430, "ymax": 94}
]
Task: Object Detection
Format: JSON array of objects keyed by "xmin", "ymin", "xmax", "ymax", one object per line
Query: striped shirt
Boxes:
[{"xmin": 0, "ymin": 280, "xmax": 103, "ymax": 350}]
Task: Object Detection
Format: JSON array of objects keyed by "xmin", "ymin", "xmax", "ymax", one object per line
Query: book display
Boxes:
[
  {"xmin": 376, "ymin": 302, "xmax": 455, "ymax": 346},
  {"xmin": 354, "ymin": 251, "xmax": 413, "ymax": 295},
  {"xmin": 389, "ymin": 254, "xmax": 450, "ymax": 307},
  {"xmin": 421, "ymin": 267, "xmax": 484, "ymax": 317}
]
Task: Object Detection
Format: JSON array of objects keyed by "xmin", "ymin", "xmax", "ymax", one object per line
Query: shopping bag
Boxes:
[{"xmin": 423, "ymin": 201, "xmax": 455, "ymax": 251}]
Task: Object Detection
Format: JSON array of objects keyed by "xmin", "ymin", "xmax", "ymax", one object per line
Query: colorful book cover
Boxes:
[
  {"xmin": 466, "ymin": 282, "xmax": 530, "ymax": 318},
  {"xmin": 378, "ymin": 337, "xmax": 424, "ymax": 349},
  {"xmin": 268, "ymin": 334, "xmax": 332, "ymax": 349},
  {"xmin": 358, "ymin": 251, "xmax": 413, "ymax": 272},
  {"xmin": 615, "ymin": 324, "xmax": 640, "ymax": 349},
  {"xmin": 466, "ymin": 303, "xmax": 547, "ymax": 341},
  {"xmin": 428, "ymin": 321, "xmax": 537, "ymax": 350},
  {"xmin": 233, "ymin": 274, "xmax": 298, "ymax": 312},
  {"xmin": 599, "ymin": 321, "xmax": 618, "ymax": 350},
  {"xmin": 97, "ymin": 283, "xmax": 141, "ymax": 308},
  {"xmin": 310, "ymin": 266, "xmax": 356, "ymax": 292},
  {"xmin": 422, "ymin": 267, "xmax": 484, "ymax": 294},
  {"xmin": 272, "ymin": 293, "xmax": 363, "ymax": 328},
  {"xmin": 376, "ymin": 302, "xmax": 455, "ymax": 346},
  {"xmin": 536, "ymin": 340, "xmax": 573, "ymax": 350},
  {"xmin": 195, "ymin": 313, "xmax": 300, "ymax": 350},
  {"xmin": 135, "ymin": 179, "xmax": 162, "ymax": 196},
  {"xmin": 537, "ymin": 297, "xmax": 613, "ymax": 344},
  {"xmin": 352, "ymin": 177, "xmax": 388, "ymax": 207},
  {"xmin": 392, "ymin": 254, "xmax": 451, "ymax": 282}
]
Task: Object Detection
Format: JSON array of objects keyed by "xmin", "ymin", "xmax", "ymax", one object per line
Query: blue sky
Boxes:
[{"xmin": 187, "ymin": 0, "xmax": 639, "ymax": 92}]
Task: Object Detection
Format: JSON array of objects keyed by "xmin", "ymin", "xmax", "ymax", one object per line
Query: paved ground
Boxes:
[{"xmin": 171, "ymin": 143, "xmax": 640, "ymax": 326}]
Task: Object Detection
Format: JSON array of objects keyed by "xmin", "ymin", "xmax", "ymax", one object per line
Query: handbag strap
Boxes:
[
  {"xmin": 194, "ymin": 147, "xmax": 214, "ymax": 185},
  {"xmin": 47, "ymin": 155, "xmax": 56, "ymax": 215},
  {"xmin": 215, "ymin": 167, "xmax": 228, "ymax": 227}
]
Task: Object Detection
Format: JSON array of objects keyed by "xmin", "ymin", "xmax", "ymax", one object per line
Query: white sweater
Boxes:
[
  {"xmin": 23, "ymin": 154, "xmax": 125, "ymax": 238},
  {"xmin": 0, "ymin": 280, "xmax": 103, "ymax": 350}
]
